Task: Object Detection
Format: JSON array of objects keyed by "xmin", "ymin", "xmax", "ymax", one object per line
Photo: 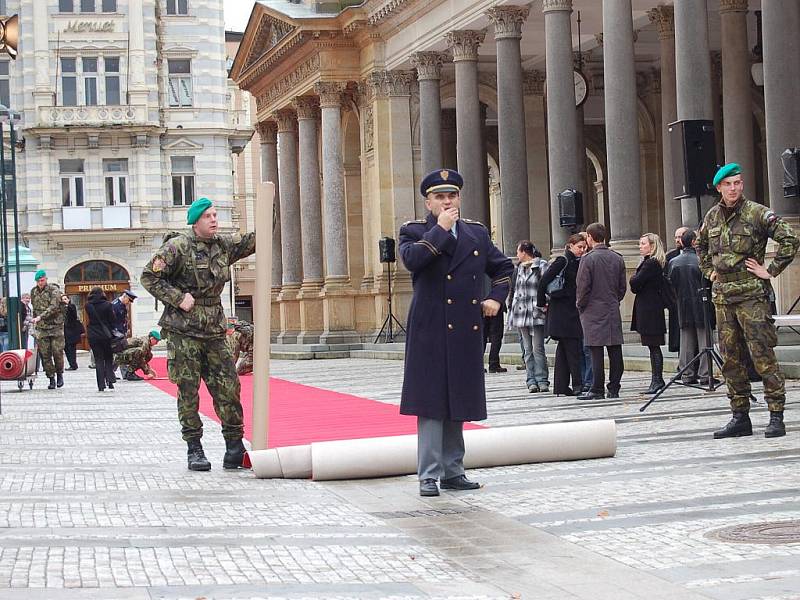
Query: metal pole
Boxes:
[
  {"xmin": 10, "ymin": 119, "xmax": 20, "ymax": 349},
  {"xmin": 0, "ymin": 122, "xmax": 9, "ymax": 304}
]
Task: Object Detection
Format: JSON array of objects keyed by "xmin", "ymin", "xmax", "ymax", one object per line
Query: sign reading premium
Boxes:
[{"xmin": 64, "ymin": 20, "xmax": 115, "ymax": 33}]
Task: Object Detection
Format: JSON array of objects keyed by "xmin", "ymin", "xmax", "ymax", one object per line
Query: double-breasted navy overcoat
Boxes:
[{"xmin": 399, "ymin": 213, "xmax": 513, "ymax": 422}]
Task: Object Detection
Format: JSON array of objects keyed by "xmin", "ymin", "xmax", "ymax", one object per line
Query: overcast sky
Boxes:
[{"xmin": 224, "ymin": 0, "xmax": 258, "ymax": 32}]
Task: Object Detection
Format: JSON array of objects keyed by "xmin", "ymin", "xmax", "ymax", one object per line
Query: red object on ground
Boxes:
[
  {"xmin": 0, "ymin": 350, "xmax": 32, "ymax": 380},
  {"xmin": 146, "ymin": 357, "xmax": 483, "ymax": 446}
]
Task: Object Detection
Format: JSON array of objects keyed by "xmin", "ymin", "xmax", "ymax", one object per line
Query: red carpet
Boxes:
[{"xmin": 146, "ymin": 357, "xmax": 483, "ymax": 447}]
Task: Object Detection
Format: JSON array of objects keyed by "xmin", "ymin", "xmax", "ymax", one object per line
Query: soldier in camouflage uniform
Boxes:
[
  {"xmin": 141, "ymin": 198, "xmax": 255, "ymax": 471},
  {"xmin": 114, "ymin": 329, "xmax": 160, "ymax": 379},
  {"xmin": 698, "ymin": 163, "xmax": 799, "ymax": 439},
  {"xmin": 226, "ymin": 319, "xmax": 254, "ymax": 375},
  {"xmin": 30, "ymin": 270, "xmax": 66, "ymax": 390}
]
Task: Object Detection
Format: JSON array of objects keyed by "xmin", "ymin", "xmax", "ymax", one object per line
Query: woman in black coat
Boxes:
[
  {"xmin": 537, "ymin": 233, "xmax": 588, "ymax": 395},
  {"xmin": 630, "ymin": 233, "xmax": 668, "ymax": 394},
  {"xmin": 61, "ymin": 294, "xmax": 84, "ymax": 370},
  {"xmin": 85, "ymin": 287, "xmax": 117, "ymax": 392}
]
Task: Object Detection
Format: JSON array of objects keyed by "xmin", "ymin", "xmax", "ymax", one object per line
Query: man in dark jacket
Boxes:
[
  {"xmin": 665, "ymin": 227, "xmax": 688, "ymax": 354},
  {"xmin": 667, "ymin": 229, "xmax": 711, "ymax": 384},
  {"xmin": 399, "ymin": 169, "xmax": 513, "ymax": 497},
  {"xmin": 576, "ymin": 223, "xmax": 627, "ymax": 400},
  {"xmin": 112, "ymin": 290, "xmax": 136, "ymax": 379}
]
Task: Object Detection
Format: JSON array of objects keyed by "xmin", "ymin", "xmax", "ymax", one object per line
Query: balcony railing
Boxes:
[
  {"xmin": 102, "ymin": 205, "xmax": 131, "ymax": 229},
  {"xmin": 62, "ymin": 207, "xmax": 91, "ymax": 230},
  {"xmin": 61, "ymin": 206, "xmax": 131, "ymax": 230},
  {"xmin": 38, "ymin": 105, "xmax": 149, "ymax": 128}
]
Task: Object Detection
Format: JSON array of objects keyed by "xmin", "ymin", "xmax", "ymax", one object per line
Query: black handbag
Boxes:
[
  {"xmin": 100, "ymin": 322, "xmax": 128, "ymax": 353},
  {"xmin": 545, "ymin": 259, "xmax": 569, "ymax": 299}
]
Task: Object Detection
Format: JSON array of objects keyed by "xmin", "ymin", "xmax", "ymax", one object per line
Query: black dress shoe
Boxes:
[
  {"xmin": 577, "ymin": 390, "xmax": 605, "ymax": 400},
  {"xmin": 555, "ymin": 387, "xmax": 575, "ymax": 396},
  {"xmin": 488, "ymin": 366, "xmax": 508, "ymax": 373},
  {"xmin": 419, "ymin": 478, "xmax": 439, "ymax": 497},
  {"xmin": 440, "ymin": 474, "xmax": 481, "ymax": 490}
]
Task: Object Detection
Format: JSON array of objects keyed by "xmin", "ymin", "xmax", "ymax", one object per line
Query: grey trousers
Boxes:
[
  {"xmin": 679, "ymin": 325, "xmax": 709, "ymax": 380},
  {"xmin": 417, "ymin": 416, "xmax": 465, "ymax": 481}
]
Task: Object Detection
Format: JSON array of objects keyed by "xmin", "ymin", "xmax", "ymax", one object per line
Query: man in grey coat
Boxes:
[{"xmin": 576, "ymin": 222, "xmax": 627, "ymax": 400}]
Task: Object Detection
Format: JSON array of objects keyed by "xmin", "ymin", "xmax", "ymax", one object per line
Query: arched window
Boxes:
[{"xmin": 64, "ymin": 260, "xmax": 129, "ymax": 283}]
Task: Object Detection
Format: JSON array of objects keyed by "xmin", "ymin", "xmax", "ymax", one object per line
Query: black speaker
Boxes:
[
  {"xmin": 378, "ymin": 237, "xmax": 396, "ymax": 263},
  {"xmin": 669, "ymin": 119, "xmax": 717, "ymax": 199},
  {"xmin": 782, "ymin": 148, "xmax": 800, "ymax": 198},
  {"xmin": 558, "ymin": 189, "xmax": 583, "ymax": 227}
]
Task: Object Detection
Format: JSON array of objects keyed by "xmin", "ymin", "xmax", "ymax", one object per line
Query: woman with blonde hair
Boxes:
[{"xmin": 630, "ymin": 232, "xmax": 668, "ymax": 394}]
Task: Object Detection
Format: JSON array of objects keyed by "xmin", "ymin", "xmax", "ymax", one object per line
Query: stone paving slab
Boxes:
[{"xmin": 0, "ymin": 357, "xmax": 798, "ymax": 599}]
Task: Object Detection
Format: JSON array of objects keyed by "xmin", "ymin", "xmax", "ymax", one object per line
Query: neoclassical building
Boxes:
[{"xmin": 230, "ymin": 0, "xmax": 800, "ymax": 343}]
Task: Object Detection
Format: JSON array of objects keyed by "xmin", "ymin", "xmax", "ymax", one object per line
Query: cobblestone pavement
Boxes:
[{"xmin": 0, "ymin": 355, "xmax": 797, "ymax": 600}]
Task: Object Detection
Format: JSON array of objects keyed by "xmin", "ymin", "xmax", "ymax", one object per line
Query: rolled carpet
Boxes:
[{"xmin": 0, "ymin": 349, "xmax": 33, "ymax": 380}]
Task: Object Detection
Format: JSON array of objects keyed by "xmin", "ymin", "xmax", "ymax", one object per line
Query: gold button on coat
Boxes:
[
  {"xmin": 472, "ymin": 299, "xmax": 478, "ymax": 304},
  {"xmin": 448, "ymin": 323, "xmax": 454, "ymax": 330}
]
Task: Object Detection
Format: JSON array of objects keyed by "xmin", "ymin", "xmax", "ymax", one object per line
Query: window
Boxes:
[
  {"xmin": 0, "ymin": 61, "xmax": 9, "ymax": 110},
  {"xmin": 80, "ymin": 0, "xmax": 95, "ymax": 12},
  {"xmin": 166, "ymin": 0, "xmax": 189, "ymax": 16},
  {"xmin": 58, "ymin": 0, "xmax": 74, "ymax": 12},
  {"xmin": 82, "ymin": 57, "xmax": 98, "ymax": 106},
  {"xmin": 60, "ymin": 159, "xmax": 85, "ymax": 207},
  {"xmin": 168, "ymin": 59, "xmax": 192, "ymax": 107},
  {"xmin": 171, "ymin": 156, "xmax": 195, "ymax": 206},
  {"xmin": 102, "ymin": 0, "xmax": 117, "ymax": 11},
  {"xmin": 104, "ymin": 57, "xmax": 120, "ymax": 105},
  {"xmin": 61, "ymin": 58, "xmax": 77, "ymax": 106},
  {"xmin": 104, "ymin": 159, "xmax": 128, "ymax": 206}
]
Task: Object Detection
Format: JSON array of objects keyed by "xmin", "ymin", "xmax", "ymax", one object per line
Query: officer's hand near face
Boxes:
[
  {"xmin": 437, "ymin": 207, "xmax": 459, "ymax": 231},
  {"xmin": 482, "ymin": 299, "xmax": 501, "ymax": 317},
  {"xmin": 179, "ymin": 293, "xmax": 195, "ymax": 312},
  {"xmin": 745, "ymin": 258, "xmax": 771, "ymax": 279}
]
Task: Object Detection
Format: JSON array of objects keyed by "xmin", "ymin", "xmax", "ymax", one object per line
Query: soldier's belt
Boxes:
[
  {"xmin": 716, "ymin": 270, "xmax": 756, "ymax": 283},
  {"xmin": 192, "ymin": 297, "xmax": 222, "ymax": 306}
]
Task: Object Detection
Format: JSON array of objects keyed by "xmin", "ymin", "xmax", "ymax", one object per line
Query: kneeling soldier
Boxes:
[{"xmin": 115, "ymin": 329, "xmax": 160, "ymax": 380}]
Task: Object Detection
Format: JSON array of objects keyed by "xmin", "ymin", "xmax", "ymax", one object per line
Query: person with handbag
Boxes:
[
  {"xmin": 61, "ymin": 294, "xmax": 84, "ymax": 370},
  {"xmin": 508, "ymin": 240, "xmax": 550, "ymax": 393},
  {"xmin": 630, "ymin": 233, "xmax": 669, "ymax": 394},
  {"xmin": 537, "ymin": 233, "xmax": 588, "ymax": 396},
  {"xmin": 85, "ymin": 287, "xmax": 118, "ymax": 392}
]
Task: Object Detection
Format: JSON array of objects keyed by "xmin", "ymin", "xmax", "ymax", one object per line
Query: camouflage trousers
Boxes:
[
  {"xmin": 166, "ymin": 332, "xmax": 243, "ymax": 442},
  {"xmin": 716, "ymin": 297, "xmax": 785, "ymax": 412},
  {"xmin": 37, "ymin": 332, "xmax": 65, "ymax": 378}
]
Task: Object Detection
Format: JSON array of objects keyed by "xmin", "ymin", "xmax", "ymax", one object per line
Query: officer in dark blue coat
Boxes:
[{"xmin": 399, "ymin": 168, "xmax": 514, "ymax": 497}]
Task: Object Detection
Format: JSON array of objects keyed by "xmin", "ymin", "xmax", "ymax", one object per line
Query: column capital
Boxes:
[
  {"xmin": 719, "ymin": 0, "xmax": 748, "ymax": 14},
  {"xmin": 366, "ymin": 70, "xmax": 413, "ymax": 97},
  {"xmin": 445, "ymin": 30, "xmax": 486, "ymax": 62},
  {"xmin": 647, "ymin": 5, "xmax": 674, "ymax": 40},
  {"xmin": 292, "ymin": 96, "xmax": 318, "ymax": 120},
  {"xmin": 314, "ymin": 81, "xmax": 347, "ymax": 108},
  {"xmin": 486, "ymin": 6, "xmax": 530, "ymax": 40},
  {"xmin": 256, "ymin": 121, "xmax": 277, "ymax": 142},
  {"xmin": 410, "ymin": 51, "xmax": 447, "ymax": 81},
  {"xmin": 541, "ymin": 0, "xmax": 572, "ymax": 14},
  {"xmin": 272, "ymin": 109, "xmax": 297, "ymax": 133},
  {"xmin": 523, "ymin": 69, "xmax": 546, "ymax": 96}
]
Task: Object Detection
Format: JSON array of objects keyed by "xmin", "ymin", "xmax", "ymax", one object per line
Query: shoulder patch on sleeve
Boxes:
[
  {"xmin": 764, "ymin": 210, "xmax": 779, "ymax": 224},
  {"xmin": 462, "ymin": 218, "xmax": 487, "ymax": 229}
]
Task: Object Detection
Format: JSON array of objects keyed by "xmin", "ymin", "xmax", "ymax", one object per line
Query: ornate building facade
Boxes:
[{"xmin": 230, "ymin": 0, "xmax": 800, "ymax": 343}]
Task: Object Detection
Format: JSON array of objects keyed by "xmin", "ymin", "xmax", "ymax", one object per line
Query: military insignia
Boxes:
[
  {"xmin": 765, "ymin": 210, "xmax": 778, "ymax": 224},
  {"xmin": 440, "ymin": 170, "xmax": 449, "ymax": 180},
  {"xmin": 152, "ymin": 257, "xmax": 166, "ymax": 273}
]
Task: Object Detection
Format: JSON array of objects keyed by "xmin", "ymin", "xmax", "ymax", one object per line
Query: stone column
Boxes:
[
  {"xmin": 542, "ymin": 0, "xmax": 579, "ymax": 248},
  {"xmin": 441, "ymin": 109, "xmax": 458, "ymax": 170},
  {"xmin": 675, "ymin": 0, "xmax": 716, "ymax": 224},
  {"xmin": 257, "ymin": 122, "xmax": 282, "ymax": 297},
  {"xmin": 273, "ymin": 109, "xmax": 302, "ymax": 342},
  {"xmin": 762, "ymin": 1, "xmax": 800, "ymax": 215},
  {"xmin": 410, "ymin": 52, "xmax": 446, "ymax": 174},
  {"xmin": 446, "ymin": 30, "xmax": 489, "ymax": 225},
  {"xmin": 523, "ymin": 70, "xmax": 552, "ymax": 256},
  {"xmin": 32, "ymin": 0, "xmax": 51, "ymax": 108},
  {"xmin": 127, "ymin": 0, "xmax": 147, "ymax": 106},
  {"xmin": 488, "ymin": 6, "xmax": 531, "ymax": 254},
  {"xmin": 649, "ymin": 5, "xmax": 681, "ymax": 241}
]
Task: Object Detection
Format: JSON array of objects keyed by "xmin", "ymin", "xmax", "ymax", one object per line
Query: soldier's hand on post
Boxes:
[
  {"xmin": 482, "ymin": 299, "xmax": 501, "ymax": 317},
  {"xmin": 437, "ymin": 207, "xmax": 459, "ymax": 231},
  {"xmin": 745, "ymin": 258, "xmax": 771, "ymax": 279},
  {"xmin": 179, "ymin": 293, "xmax": 195, "ymax": 312}
]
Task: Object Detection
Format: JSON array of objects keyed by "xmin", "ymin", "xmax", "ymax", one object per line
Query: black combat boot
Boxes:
[
  {"xmin": 56, "ymin": 373, "xmax": 64, "ymax": 388},
  {"xmin": 713, "ymin": 411, "xmax": 753, "ymax": 439},
  {"xmin": 187, "ymin": 440, "xmax": 211, "ymax": 471},
  {"xmin": 764, "ymin": 411, "xmax": 786, "ymax": 438},
  {"xmin": 644, "ymin": 349, "xmax": 665, "ymax": 394},
  {"xmin": 223, "ymin": 438, "xmax": 247, "ymax": 469},
  {"xmin": 47, "ymin": 377, "xmax": 56, "ymax": 390}
]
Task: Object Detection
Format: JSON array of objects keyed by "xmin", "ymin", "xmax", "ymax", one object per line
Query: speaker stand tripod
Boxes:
[{"xmin": 374, "ymin": 261, "xmax": 406, "ymax": 344}]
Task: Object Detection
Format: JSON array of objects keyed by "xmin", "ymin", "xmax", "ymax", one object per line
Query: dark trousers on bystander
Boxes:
[{"xmin": 589, "ymin": 345, "xmax": 624, "ymax": 395}]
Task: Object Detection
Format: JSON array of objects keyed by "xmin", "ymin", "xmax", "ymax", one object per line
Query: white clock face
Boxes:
[{"xmin": 574, "ymin": 70, "xmax": 588, "ymax": 107}]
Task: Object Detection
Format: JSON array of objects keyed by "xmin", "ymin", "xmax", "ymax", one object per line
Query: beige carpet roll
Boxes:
[{"xmin": 247, "ymin": 420, "xmax": 616, "ymax": 481}]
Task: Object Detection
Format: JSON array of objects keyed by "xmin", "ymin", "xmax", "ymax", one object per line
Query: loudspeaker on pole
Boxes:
[
  {"xmin": 378, "ymin": 237, "xmax": 396, "ymax": 263},
  {"xmin": 669, "ymin": 119, "xmax": 717, "ymax": 199}
]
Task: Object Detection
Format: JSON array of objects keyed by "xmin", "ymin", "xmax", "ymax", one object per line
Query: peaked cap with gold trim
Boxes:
[{"xmin": 420, "ymin": 168, "xmax": 463, "ymax": 196}]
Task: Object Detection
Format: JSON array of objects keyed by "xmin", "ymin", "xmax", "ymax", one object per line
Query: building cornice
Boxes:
[
  {"xmin": 719, "ymin": 0, "xmax": 749, "ymax": 14},
  {"xmin": 255, "ymin": 54, "xmax": 322, "ymax": 113}
]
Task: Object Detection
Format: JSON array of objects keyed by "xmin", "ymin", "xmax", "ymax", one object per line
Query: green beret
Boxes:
[
  {"xmin": 34, "ymin": 269, "xmax": 46, "ymax": 281},
  {"xmin": 713, "ymin": 163, "xmax": 741, "ymax": 187},
  {"xmin": 149, "ymin": 329, "xmax": 161, "ymax": 341},
  {"xmin": 187, "ymin": 197, "xmax": 213, "ymax": 225}
]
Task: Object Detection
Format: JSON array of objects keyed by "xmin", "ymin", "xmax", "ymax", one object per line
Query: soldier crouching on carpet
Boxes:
[
  {"xmin": 114, "ymin": 329, "xmax": 161, "ymax": 381},
  {"xmin": 141, "ymin": 198, "xmax": 256, "ymax": 471}
]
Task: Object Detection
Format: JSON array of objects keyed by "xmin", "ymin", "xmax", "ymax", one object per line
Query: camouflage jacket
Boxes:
[
  {"xmin": 30, "ymin": 283, "xmax": 65, "ymax": 333},
  {"xmin": 698, "ymin": 197, "xmax": 799, "ymax": 305},
  {"xmin": 115, "ymin": 336, "xmax": 153, "ymax": 372},
  {"xmin": 141, "ymin": 231, "xmax": 256, "ymax": 339},
  {"xmin": 226, "ymin": 321, "xmax": 254, "ymax": 360}
]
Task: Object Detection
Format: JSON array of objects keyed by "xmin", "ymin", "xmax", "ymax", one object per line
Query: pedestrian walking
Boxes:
[
  {"xmin": 62, "ymin": 293, "xmax": 84, "ymax": 370},
  {"xmin": 30, "ymin": 270, "xmax": 66, "ymax": 390},
  {"xmin": 399, "ymin": 168, "xmax": 513, "ymax": 497},
  {"xmin": 141, "ymin": 197, "xmax": 255, "ymax": 471},
  {"xmin": 85, "ymin": 287, "xmax": 117, "ymax": 392}
]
